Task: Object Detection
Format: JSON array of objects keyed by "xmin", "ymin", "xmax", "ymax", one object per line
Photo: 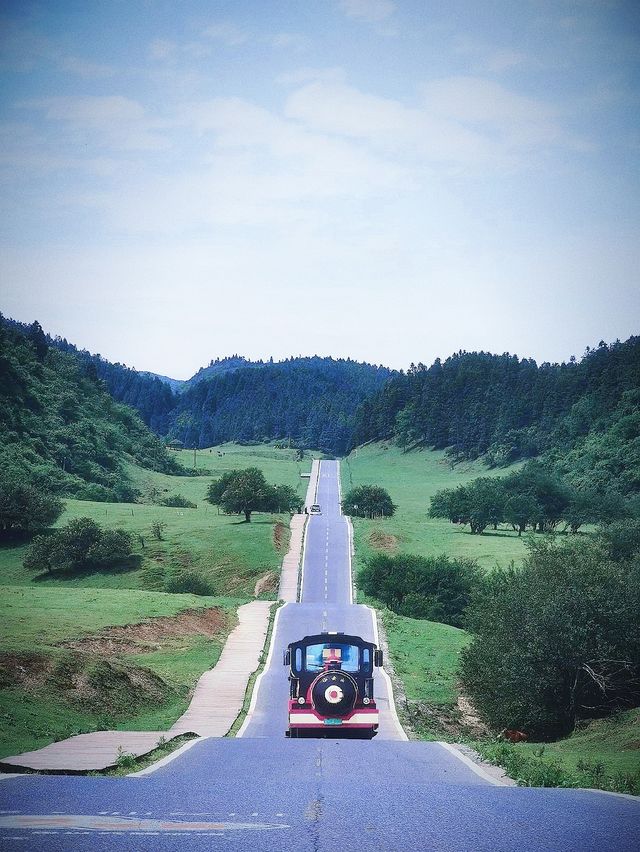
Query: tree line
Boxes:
[
  {"xmin": 352, "ymin": 338, "xmax": 640, "ymax": 496},
  {"xmin": 7, "ymin": 316, "xmax": 395, "ymax": 456},
  {"xmin": 429, "ymin": 461, "xmax": 632, "ymax": 536}
]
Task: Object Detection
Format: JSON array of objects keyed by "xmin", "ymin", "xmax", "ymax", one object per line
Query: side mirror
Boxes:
[
  {"xmin": 374, "ymin": 649, "xmax": 383, "ymax": 667},
  {"xmin": 283, "ymin": 649, "xmax": 291, "ymax": 667}
]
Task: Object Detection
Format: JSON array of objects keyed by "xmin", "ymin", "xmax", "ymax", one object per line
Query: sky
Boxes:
[{"xmin": 1, "ymin": 0, "xmax": 639, "ymax": 379}]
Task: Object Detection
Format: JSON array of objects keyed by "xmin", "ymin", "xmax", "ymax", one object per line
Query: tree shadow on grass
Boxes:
[
  {"xmin": 31, "ymin": 554, "xmax": 143, "ymax": 583},
  {"xmin": 229, "ymin": 518, "xmax": 276, "ymax": 525}
]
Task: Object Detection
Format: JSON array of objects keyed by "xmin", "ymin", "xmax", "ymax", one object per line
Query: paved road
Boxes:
[
  {"xmin": 1, "ymin": 460, "xmax": 638, "ymax": 850},
  {"xmin": 238, "ymin": 459, "xmax": 403, "ymax": 740}
]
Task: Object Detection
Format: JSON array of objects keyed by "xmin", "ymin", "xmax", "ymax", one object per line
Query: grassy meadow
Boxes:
[
  {"xmin": 0, "ymin": 443, "xmax": 311, "ymax": 595},
  {"xmin": 344, "ymin": 444, "xmax": 640, "ymax": 792},
  {"xmin": 0, "ymin": 443, "xmax": 312, "ymax": 760},
  {"xmin": 342, "ymin": 442, "xmax": 526, "ymax": 578}
]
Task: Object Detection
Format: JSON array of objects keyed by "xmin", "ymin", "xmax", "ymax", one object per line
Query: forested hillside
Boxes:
[
  {"xmin": 0, "ymin": 316, "xmax": 181, "ymax": 502},
  {"xmin": 353, "ymin": 338, "xmax": 640, "ymax": 493},
  {"xmin": 7, "ymin": 318, "xmax": 392, "ymax": 454},
  {"xmin": 185, "ymin": 355, "xmax": 266, "ymax": 387},
  {"xmin": 169, "ymin": 357, "xmax": 393, "ymax": 454}
]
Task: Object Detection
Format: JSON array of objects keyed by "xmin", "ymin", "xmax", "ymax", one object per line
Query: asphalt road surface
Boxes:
[{"xmin": 1, "ymin": 460, "xmax": 638, "ymax": 850}]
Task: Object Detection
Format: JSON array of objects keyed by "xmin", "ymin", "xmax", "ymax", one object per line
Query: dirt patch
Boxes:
[
  {"xmin": 369, "ymin": 529, "xmax": 398, "ymax": 552},
  {"xmin": 254, "ymin": 571, "xmax": 279, "ymax": 597},
  {"xmin": 404, "ymin": 693, "xmax": 490, "ymax": 740},
  {"xmin": 0, "ymin": 653, "xmax": 54, "ymax": 690},
  {"xmin": 61, "ymin": 607, "xmax": 228, "ymax": 656},
  {"xmin": 272, "ymin": 521, "xmax": 289, "ymax": 553},
  {"xmin": 0, "ymin": 651, "xmax": 173, "ymax": 715},
  {"xmin": 457, "ymin": 692, "xmax": 490, "ymax": 737}
]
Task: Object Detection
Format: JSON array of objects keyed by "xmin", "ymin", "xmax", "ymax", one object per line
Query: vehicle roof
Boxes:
[{"xmin": 288, "ymin": 632, "xmax": 375, "ymax": 649}]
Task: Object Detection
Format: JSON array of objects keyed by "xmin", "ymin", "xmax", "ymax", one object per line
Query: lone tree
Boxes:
[
  {"xmin": 342, "ymin": 485, "xmax": 396, "ymax": 519},
  {"xmin": 206, "ymin": 467, "xmax": 284, "ymax": 522}
]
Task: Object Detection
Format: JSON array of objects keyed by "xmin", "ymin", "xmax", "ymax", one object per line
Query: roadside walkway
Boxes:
[
  {"xmin": 0, "ymin": 459, "xmax": 321, "ymax": 773},
  {"xmin": 0, "ymin": 601, "xmax": 272, "ymax": 773},
  {"xmin": 278, "ymin": 458, "xmax": 320, "ymax": 602}
]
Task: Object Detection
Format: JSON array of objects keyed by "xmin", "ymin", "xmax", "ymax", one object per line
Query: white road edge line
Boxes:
[
  {"xmin": 437, "ymin": 742, "xmax": 506, "ymax": 786},
  {"xmin": 299, "ymin": 458, "xmax": 320, "ymax": 602},
  {"xmin": 128, "ymin": 736, "xmax": 206, "ymax": 777},
  {"xmin": 578, "ymin": 787, "xmax": 640, "ymax": 804},
  {"xmin": 236, "ymin": 603, "xmax": 289, "ymax": 738},
  {"xmin": 298, "ymin": 516, "xmax": 310, "ymax": 603}
]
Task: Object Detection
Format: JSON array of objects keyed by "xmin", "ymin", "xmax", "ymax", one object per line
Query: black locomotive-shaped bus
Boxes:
[{"xmin": 284, "ymin": 631, "xmax": 383, "ymax": 738}]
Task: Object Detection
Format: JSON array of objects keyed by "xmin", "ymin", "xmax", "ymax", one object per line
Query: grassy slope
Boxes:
[
  {"xmin": 0, "ymin": 586, "xmax": 238, "ymax": 653},
  {"xmin": 0, "ymin": 443, "xmax": 313, "ymax": 758},
  {"xmin": 0, "ymin": 443, "xmax": 310, "ymax": 595},
  {"xmin": 0, "ymin": 587, "xmax": 237, "ymax": 758},
  {"xmin": 343, "ymin": 443, "xmax": 526, "ymax": 577},
  {"xmin": 344, "ymin": 445, "xmax": 640, "ymax": 790},
  {"xmin": 382, "ymin": 610, "xmax": 470, "ymax": 709}
]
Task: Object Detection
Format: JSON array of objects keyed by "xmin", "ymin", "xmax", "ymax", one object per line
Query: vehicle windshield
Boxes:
[{"xmin": 305, "ymin": 643, "xmax": 360, "ymax": 673}]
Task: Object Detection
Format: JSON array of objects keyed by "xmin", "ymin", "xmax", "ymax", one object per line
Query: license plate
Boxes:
[{"xmin": 324, "ymin": 718, "xmax": 342, "ymax": 726}]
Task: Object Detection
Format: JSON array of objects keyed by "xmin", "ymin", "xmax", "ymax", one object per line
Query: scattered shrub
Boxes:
[
  {"xmin": 164, "ymin": 570, "xmax": 215, "ymax": 596},
  {"xmin": 461, "ymin": 537, "xmax": 640, "ymax": 737},
  {"xmin": 160, "ymin": 494, "xmax": 197, "ymax": 508},
  {"xmin": 359, "ymin": 552, "xmax": 481, "ymax": 627},
  {"xmin": 24, "ymin": 517, "xmax": 134, "ymax": 575}
]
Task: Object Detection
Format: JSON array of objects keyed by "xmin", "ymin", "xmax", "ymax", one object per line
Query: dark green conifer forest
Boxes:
[{"xmin": 353, "ymin": 338, "xmax": 640, "ymax": 495}]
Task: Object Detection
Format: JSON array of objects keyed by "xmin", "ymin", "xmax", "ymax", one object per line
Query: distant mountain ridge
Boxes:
[{"xmin": 4, "ymin": 317, "xmax": 394, "ymax": 453}]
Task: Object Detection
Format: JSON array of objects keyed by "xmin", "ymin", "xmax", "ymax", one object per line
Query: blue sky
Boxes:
[{"xmin": 1, "ymin": 0, "xmax": 638, "ymax": 378}]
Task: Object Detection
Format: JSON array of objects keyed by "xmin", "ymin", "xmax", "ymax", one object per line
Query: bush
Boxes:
[
  {"xmin": 342, "ymin": 485, "xmax": 396, "ymax": 519},
  {"xmin": 460, "ymin": 537, "xmax": 640, "ymax": 737},
  {"xmin": 24, "ymin": 517, "xmax": 133, "ymax": 575},
  {"xmin": 164, "ymin": 570, "xmax": 215, "ymax": 596},
  {"xmin": 359, "ymin": 552, "xmax": 481, "ymax": 627},
  {"xmin": 160, "ymin": 493, "xmax": 197, "ymax": 508}
]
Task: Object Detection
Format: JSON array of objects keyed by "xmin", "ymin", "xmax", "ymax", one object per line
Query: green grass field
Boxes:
[
  {"xmin": 0, "ymin": 443, "xmax": 314, "ymax": 760},
  {"xmin": 0, "ymin": 586, "xmax": 237, "ymax": 758},
  {"xmin": 382, "ymin": 610, "xmax": 470, "ymax": 709},
  {"xmin": 0, "ymin": 443, "xmax": 311, "ymax": 596},
  {"xmin": 342, "ymin": 442, "xmax": 526, "ymax": 577}
]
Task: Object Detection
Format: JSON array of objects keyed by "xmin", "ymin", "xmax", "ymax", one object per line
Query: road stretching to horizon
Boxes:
[{"xmin": 1, "ymin": 460, "xmax": 638, "ymax": 850}]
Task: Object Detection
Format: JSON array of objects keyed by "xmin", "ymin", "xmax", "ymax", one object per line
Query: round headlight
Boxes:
[
  {"xmin": 363, "ymin": 697, "xmax": 370, "ymax": 705},
  {"xmin": 298, "ymin": 696, "xmax": 305, "ymax": 705}
]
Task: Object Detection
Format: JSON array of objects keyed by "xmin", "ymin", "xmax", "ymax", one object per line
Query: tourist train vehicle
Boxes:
[{"xmin": 284, "ymin": 632, "xmax": 383, "ymax": 738}]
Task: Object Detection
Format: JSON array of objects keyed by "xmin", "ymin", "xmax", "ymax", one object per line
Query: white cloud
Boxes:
[
  {"xmin": 270, "ymin": 33, "xmax": 308, "ymax": 51},
  {"xmin": 336, "ymin": 0, "xmax": 396, "ymax": 23},
  {"xmin": 148, "ymin": 39, "xmax": 177, "ymax": 61},
  {"xmin": 285, "ymin": 81, "xmax": 500, "ymax": 165},
  {"xmin": 284, "ymin": 78, "xmax": 583, "ymax": 163},
  {"xmin": 19, "ymin": 96, "xmax": 170, "ymax": 151}
]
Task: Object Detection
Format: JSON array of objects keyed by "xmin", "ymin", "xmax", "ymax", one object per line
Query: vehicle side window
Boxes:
[
  {"xmin": 295, "ymin": 648, "xmax": 303, "ymax": 673},
  {"xmin": 362, "ymin": 647, "xmax": 371, "ymax": 673}
]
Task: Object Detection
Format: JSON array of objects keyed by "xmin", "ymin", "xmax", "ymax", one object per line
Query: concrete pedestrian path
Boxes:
[
  {"xmin": 0, "ymin": 461, "xmax": 321, "ymax": 773},
  {"xmin": 1, "ymin": 601, "xmax": 272, "ymax": 773},
  {"xmin": 278, "ymin": 458, "xmax": 320, "ymax": 602}
]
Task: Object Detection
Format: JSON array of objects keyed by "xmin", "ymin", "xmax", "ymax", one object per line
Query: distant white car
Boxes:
[{"xmin": 309, "ymin": 504, "xmax": 322, "ymax": 515}]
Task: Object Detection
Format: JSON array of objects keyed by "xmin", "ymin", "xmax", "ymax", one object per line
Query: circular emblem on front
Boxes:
[{"xmin": 325, "ymin": 685, "xmax": 344, "ymax": 704}]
